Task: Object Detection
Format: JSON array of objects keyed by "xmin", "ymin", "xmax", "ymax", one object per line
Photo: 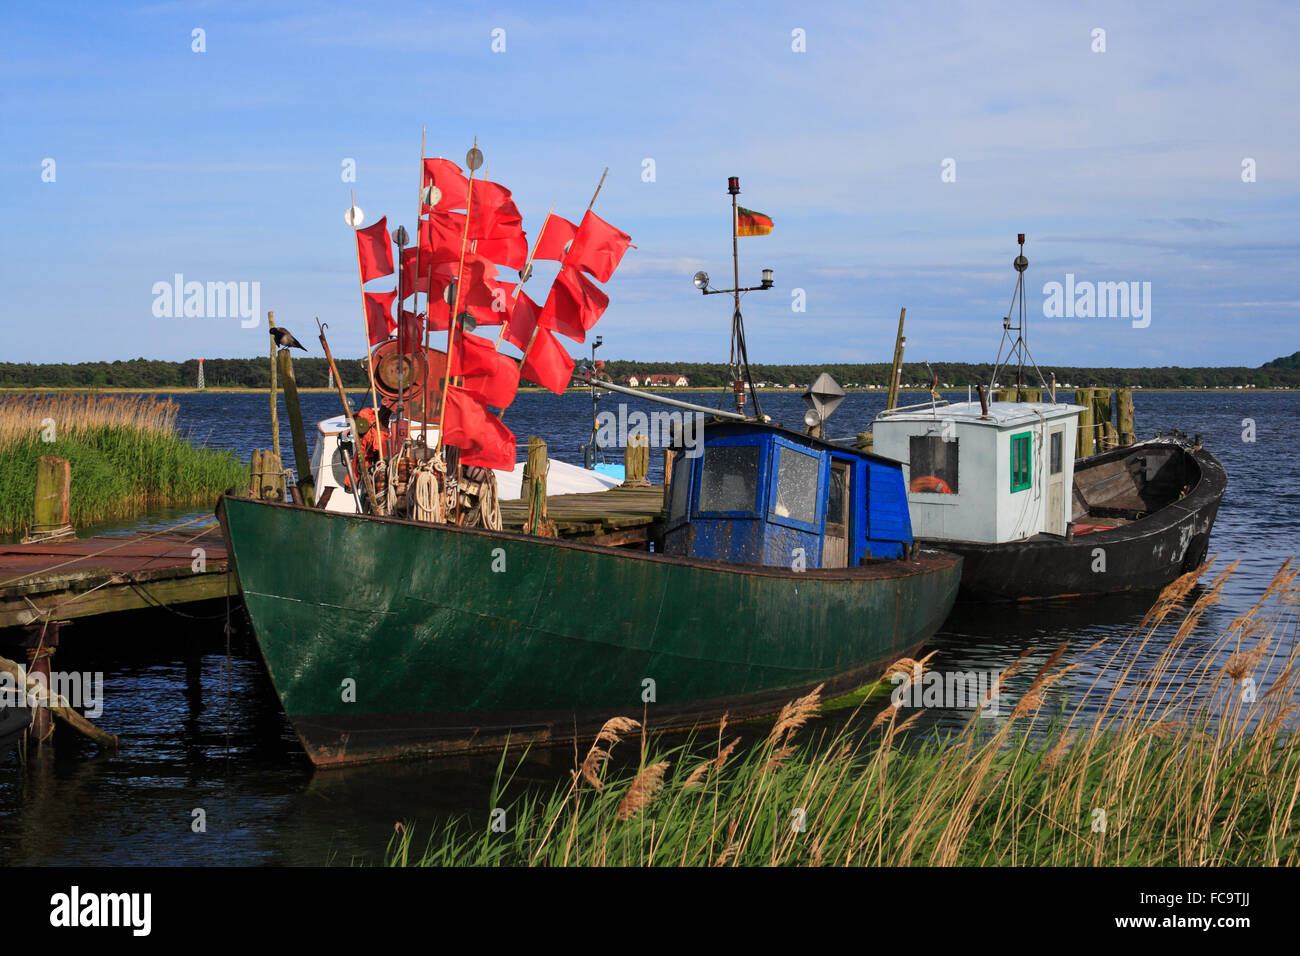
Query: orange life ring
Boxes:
[{"xmin": 910, "ymin": 474, "xmax": 954, "ymax": 494}]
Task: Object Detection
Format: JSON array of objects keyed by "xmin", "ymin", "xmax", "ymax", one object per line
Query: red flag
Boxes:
[
  {"xmin": 442, "ymin": 385, "xmax": 516, "ymax": 470},
  {"xmin": 467, "ymin": 181, "xmax": 523, "ymax": 240},
  {"xmin": 422, "ymin": 158, "xmax": 469, "ymax": 212},
  {"xmin": 363, "ymin": 290, "xmax": 397, "ymax": 346},
  {"xmin": 539, "ymin": 265, "xmax": 609, "ymax": 343},
  {"xmin": 520, "ymin": 326, "xmax": 575, "ymax": 395},
  {"xmin": 504, "ymin": 289, "xmax": 542, "ymax": 352},
  {"xmin": 532, "ymin": 215, "xmax": 579, "ymax": 261},
  {"xmin": 397, "ymin": 308, "xmax": 425, "ymax": 346},
  {"xmin": 473, "ymin": 232, "xmax": 529, "ymax": 270},
  {"xmin": 419, "ymin": 212, "xmax": 468, "ymax": 260},
  {"xmin": 423, "ymin": 257, "xmax": 510, "ymax": 326},
  {"xmin": 356, "ymin": 218, "xmax": 394, "ymax": 282},
  {"xmin": 564, "ymin": 210, "xmax": 630, "ymax": 283},
  {"xmin": 451, "ymin": 331, "xmax": 520, "ymax": 408}
]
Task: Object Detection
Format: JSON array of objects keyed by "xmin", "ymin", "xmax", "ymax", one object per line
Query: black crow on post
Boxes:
[{"xmin": 270, "ymin": 327, "xmax": 308, "ymax": 351}]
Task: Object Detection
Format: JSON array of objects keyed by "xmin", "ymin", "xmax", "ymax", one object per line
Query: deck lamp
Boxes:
[
  {"xmin": 693, "ymin": 271, "xmax": 710, "ymax": 291},
  {"xmin": 761, "ymin": 269, "xmax": 774, "ymax": 289}
]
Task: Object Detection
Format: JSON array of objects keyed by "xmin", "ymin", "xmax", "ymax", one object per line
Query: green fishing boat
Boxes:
[
  {"xmin": 222, "ymin": 160, "xmax": 960, "ymax": 767},
  {"xmin": 219, "ymin": 434, "xmax": 960, "ymax": 767}
]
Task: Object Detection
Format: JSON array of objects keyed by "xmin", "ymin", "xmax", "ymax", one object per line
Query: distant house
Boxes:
[
  {"xmin": 628, "ymin": 373, "xmax": 689, "ymax": 387},
  {"xmin": 623, "ymin": 376, "xmax": 640, "ymax": 387}
]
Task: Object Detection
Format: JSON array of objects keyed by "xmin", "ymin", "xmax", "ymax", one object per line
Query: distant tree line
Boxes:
[{"xmin": 1, "ymin": 352, "xmax": 1299, "ymax": 390}]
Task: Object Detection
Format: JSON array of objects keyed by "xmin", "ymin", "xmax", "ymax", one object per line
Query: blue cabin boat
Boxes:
[{"xmin": 663, "ymin": 422, "xmax": 914, "ymax": 568}]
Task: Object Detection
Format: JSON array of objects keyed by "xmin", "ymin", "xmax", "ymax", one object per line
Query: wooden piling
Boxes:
[
  {"xmin": 1117, "ymin": 388, "xmax": 1135, "ymax": 445},
  {"xmin": 1075, "ymin": 388, "xmax": 1095, "ymax": 458},
  {"xmin": 277, "ymin": 349, "xmax": 315, "ymax": 507},
  {"xmin": 886, "ymin": 308, "xmax": 906, "ymax": 411},
  {"xmin": 1019, "ymin": 387, "xmax": 1042, "ymax": 403},
  {"xmin": 26, "ymin": 456, "xmax": 74, "ymax": 543},
  {"xmin": 268, "ymin": 311, "xmax": 281, "ymax": 463},
  {"xmin": 522, "ymin": 437, "xmax": 555, "ymax": 536},
  {"xmin": 624, "ymin": 434, "xmax": 649, "ymax": 486}
]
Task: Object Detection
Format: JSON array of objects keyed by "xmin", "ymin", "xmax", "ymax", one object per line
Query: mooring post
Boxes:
[
  {"xmin": 523, "ymin": 437, "xmax": 553, "ymax": 535},
  {"xmin": 25, "ymin": 456, "xmax": 74, "ymax": 544},
  {"xmin": 277, "ymin": 349, "xmax": 316, "ymax": 507},
  {"xmin": 268, "ymin": 311, "xmax": 281, "ymax": 463},
  {"xmin": 20, "ymin": 623, "xmax": 59, "ymax": 744},
  {"xmin": 1075, "ymin": 388, "xmax": 1095, "ymax": 457},
  {"xmin": 1092, "ymin": 388, "xmax": 1113, "ymax": 449},
  {"xmin": 623, "ymin": 434, "xmax": 649, "ymax": 486},
  {"xmin": 1117, "ymin": 388, "xmax": 1135, "ymax": 445}
]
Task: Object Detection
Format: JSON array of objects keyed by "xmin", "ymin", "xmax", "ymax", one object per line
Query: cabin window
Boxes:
[
  {"xmin": 771, "ymin": 446, "xmax": 820, "ymax": 525},
  {"xmin": 1010, "ymin": 431, "xmax": 1032, "ymax": 492},
  {"xmin": 909, "ymin": 435, "xmax": 959, "ymax": 494},
  {"xmin": 1050, "ymin": 431, "xmax": 1063, "ymax": 475},
  {"xmin": 697, "ymin": 445, "xmax": 759, "ymax": 515}
]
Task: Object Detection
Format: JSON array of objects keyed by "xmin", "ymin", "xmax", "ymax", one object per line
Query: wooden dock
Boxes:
[{"xmin": 0, "ymin": 523, "xmax": 231, "ymax": 630}]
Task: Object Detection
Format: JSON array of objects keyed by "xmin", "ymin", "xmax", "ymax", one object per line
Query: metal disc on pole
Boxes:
[
  {"xmin": 465, "ymin": 147, "xmax": 484, "ymax": 171},
  {"xmin": 345, "ymin": 205, "xmax": 365, "ymax": 227}
]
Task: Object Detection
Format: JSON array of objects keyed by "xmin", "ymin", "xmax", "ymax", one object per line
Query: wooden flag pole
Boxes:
[
  {"xmin": 587, "ymin": 167, "xmax": 608, "ymax": 211},
  {"xmin": 350, "ymin": 189, "xmax": 385, "ymax": 462},
  {"xmin": 411, "ymin": 126, "xmax": 427, "ymax": 443},
  {"xmin": 436, "ymin": 138, "xmax": 480, "ymax": 455}
]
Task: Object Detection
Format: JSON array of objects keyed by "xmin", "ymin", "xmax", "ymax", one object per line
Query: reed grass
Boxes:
[
  {"xmin": 0, "ymin": 394, "xmax": 244, "ymax": 536},
  {"xmin": 388, "ymin": 558, "xmax": 1300, "ymax": 866}
]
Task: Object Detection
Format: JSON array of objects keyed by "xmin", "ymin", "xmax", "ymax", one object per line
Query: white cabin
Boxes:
[{"xmin": 871, "ymin": 400, "xmax": 1084, "ymax": 544}]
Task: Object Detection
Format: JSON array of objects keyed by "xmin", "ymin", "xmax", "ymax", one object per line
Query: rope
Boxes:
[{"xmin": 410, "ymin": 466, "xmax": 444, "ymax": 524}]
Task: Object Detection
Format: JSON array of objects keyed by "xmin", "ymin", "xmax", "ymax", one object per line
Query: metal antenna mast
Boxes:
[{"xmin": 988, "ymin": 233, "xmax": 1050, "ymax": 399}]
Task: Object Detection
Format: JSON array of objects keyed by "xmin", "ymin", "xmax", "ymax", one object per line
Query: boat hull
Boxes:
[
  {"xmin": 218, "ymin": 496, "xmax": 961, "ymax": 767},
  {"xmin": 925, "ymin": 440, "xmax": 1226, "ymax": 602}
]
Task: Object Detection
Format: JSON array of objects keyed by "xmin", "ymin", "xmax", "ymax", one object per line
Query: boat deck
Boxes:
[
  {"xmin": 499, "ymin": 483, "xmax": 667, "ymax": 545},
  {"xmin": 0, "ymin": 525, "xmax": 231, "ymax": 629}
]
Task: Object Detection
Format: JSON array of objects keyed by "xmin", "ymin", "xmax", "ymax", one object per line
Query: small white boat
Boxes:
[{"xmin": 309, "ymin": 414, "xmax": 623, "ymax": 513}]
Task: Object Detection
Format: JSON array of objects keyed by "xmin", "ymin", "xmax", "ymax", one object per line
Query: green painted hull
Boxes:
[{"xmin": 219, "ymin": 496, "xmax": 961, "ymax": 767}]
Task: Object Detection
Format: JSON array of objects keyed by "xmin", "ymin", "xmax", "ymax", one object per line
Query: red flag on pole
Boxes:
[
  {"xmin": 520, "ymin": 327, "xmax": 575, "ymax": 395},
  {"xmin": 363, "ymin": 290, "xmax": 397, "ymax": 346},
  {"xmin": 473, "ymin": 232, "xmax": 529, "ymax": 270},
  {"xmin": 422, "ymin": 158, "xmax": 470, "ymax": 212},
  {"xmin": 532, "ymin": 215, "xmax": 579, "ymax": 262},
  {"xmin": 564, "ymin": 210, "xmax": 631, "ymax": 282},
  {"xmin": 539, "ymin": 265, "xmax": 609, "ymax": 343},
  {"xmin": 451, "ymin": 331, "xmax": 521, "ymax": 408},
  {"xmin": 356, "ymin": 218, "xmax": 394, "ymax": 282},
  {"xmin": 504, "ymin": 289, "xmax": 542, "ymax": 352},
  {"xmin": 442, "ymin": 385, "xmax": 516, "ymax": 470},
  {"xmin": 419, "ymin": 212, "xmax": 469, "ymax": 260}
]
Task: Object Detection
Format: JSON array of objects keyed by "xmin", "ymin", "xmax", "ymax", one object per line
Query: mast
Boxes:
[{"xmin": 988, "ymin": 233, "xmax": 1050, "ymax": 400}]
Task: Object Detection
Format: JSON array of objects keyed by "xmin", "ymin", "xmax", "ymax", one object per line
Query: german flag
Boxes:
[{"xmin": 735, "ymin": 206, "xmax": 773, "ymax": 237}]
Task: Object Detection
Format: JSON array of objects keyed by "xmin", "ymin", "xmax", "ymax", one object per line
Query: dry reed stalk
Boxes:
[{"xmin": 616, "ymin": 761, "xmax": 670, "ymax": 821}]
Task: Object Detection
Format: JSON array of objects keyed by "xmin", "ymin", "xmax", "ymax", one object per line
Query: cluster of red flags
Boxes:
[{"xmin": 351, "ymin": 156, "xmax": 632, "ymax": 471}]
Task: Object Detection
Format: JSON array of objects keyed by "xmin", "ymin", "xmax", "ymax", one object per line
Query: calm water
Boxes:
[{"xmin": 1, "ymin": 388, "xmax": 1296, "ymax": 865}]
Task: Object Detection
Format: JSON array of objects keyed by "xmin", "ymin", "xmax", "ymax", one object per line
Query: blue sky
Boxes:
[{"xmin": 3, "ymin": 1, "xmax": 1298, "ymax": 368}]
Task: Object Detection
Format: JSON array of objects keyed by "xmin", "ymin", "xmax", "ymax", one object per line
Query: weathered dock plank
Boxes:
[
  {"xmin": 499, "ymin": 484, "xmax": 666, "ymax": 539},
  {"xmin": 0, "ymin": 525, "xmax": 231, "ymax": 629}
]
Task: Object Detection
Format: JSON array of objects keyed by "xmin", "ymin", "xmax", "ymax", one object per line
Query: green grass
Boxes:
[
  {"xmin": 387, "ymin": 558, "xmax": 1300, "ymax": 867},
  {"xmin": 0, "ymin": 395, "xmax": 245, "ymax": 537}
]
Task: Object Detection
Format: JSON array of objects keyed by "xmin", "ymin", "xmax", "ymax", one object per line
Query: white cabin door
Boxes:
[
  {"xmin": 823, "ymin": 461, "xmax": 850, "ymax": 567},
  {"xmin": 1046, "ymin": 424, "xmax": 1066, "ymax": 536}
]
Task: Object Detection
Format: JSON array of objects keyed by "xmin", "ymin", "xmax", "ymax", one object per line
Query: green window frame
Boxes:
[{"xmin": 1010, "ymin": 431, "xmax": 1032, "ymax": 492}]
